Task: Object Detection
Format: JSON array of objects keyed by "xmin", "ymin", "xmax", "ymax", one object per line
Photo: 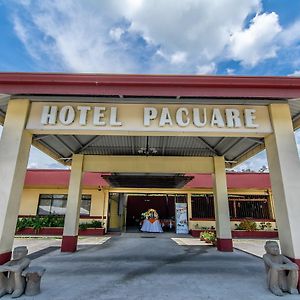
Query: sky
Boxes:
[{"xmin": 0, "ymin": 0, "xmax": 300, "ymax": 171}]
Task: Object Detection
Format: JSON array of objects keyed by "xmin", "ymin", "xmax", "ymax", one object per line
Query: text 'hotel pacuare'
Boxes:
[{"xmin": 26, "ymin": 103, "xmax": 273, "ymax": 135}]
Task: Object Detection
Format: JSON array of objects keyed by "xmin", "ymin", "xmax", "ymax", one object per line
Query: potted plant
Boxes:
[{"xmin": 200, "ymin": 231, "xmax": 216, "ymax": 246}]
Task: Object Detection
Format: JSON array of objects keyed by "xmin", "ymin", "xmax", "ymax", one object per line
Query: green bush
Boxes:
[
  {"xmin": 16, "ymin": 216, "xmax": 65, "ymax": 231},
  {"xmin": 79, "ymin": 223, "xmax": 89, "ymax": 230},
  {"xmin": 79, "ymin": 220, "xmax": 102, "ymax": 230},
  {"xmin": 90, "ymin": 220, "xmax": 102, "ymax": 228},
  {"xmin": 31, "ymin": 217, "xmax": 44, "ymax": 233},
  {"xmin": 16, "ymin": 216, "xmax": 103, "ymax": 232},
  {"xmin": 200, "ymin": 231, "xmax": 216, "ymax": 245},
  {"xmin": 235, "ymin": 219, "xmax": 257, "ymax": 231}
]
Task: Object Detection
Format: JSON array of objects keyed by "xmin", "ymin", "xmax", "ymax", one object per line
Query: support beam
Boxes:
[
  {"xmin": 221, "ymin": 137, "xmax": 245, "ymax": 156},
  {"xmin": 83, "ymin": 155, "xmax": 214, "ymax": 173},
  {"xmin": 61, "ymin": 154, "xmax": 84, "ymax": 252},
  {"xmin": 197, "ymin": 137, "xmax": 220, "ymax": 156},
  {"xmin": 0, "ymin": 99, "xmax": 32, "ymax": 263},
  {"xmin": 265, "ymin": 103, "xmax": 300, "ymax": 288},
  {"xmin": 213, "ymin": 156, "xmax": 233, "ymax": 252},
  {"xmin": 52, "ymin": 135, "xmax": 74, "ymax": 154}
]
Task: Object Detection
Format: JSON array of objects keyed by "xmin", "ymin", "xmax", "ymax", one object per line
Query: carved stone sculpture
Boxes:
[
  {"xmin": 263, "ymin": 241, "xmax": 299, "ymax": 296},
  {"xmin": 22, "ymin": 266, "xmax": 45, "ymax": 296},
  {"xmin": 0, "ymin": 246, "xmax": 30, "ymax": 298}
]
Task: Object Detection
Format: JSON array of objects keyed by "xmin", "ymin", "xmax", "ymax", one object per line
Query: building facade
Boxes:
[
  {"xmin": 1, "ymin": 73, "xmax": 300, "ymax": 285},
  {"xmin": 19, "ymin": 169, "xmax": 276, "ymax": 235}
]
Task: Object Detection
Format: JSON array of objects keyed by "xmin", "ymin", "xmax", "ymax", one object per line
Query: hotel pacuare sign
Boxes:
[{"xmin": 26, "ymin": 102, "xmax": 273, "ymax": 137}]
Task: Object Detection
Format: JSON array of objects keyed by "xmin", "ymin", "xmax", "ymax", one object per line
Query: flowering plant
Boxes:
[{"xmin": 141, "ymin": 208, "xmax": 159, "ymax": 220}]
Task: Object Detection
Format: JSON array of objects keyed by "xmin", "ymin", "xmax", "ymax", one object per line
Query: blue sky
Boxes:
[{"xmin": 0, "ymin": 0, "xmax": 300, "ymax": 170}]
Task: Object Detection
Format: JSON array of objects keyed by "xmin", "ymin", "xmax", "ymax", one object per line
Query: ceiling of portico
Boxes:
[{"xmin": 32, "ymin": 134, "xmax": 264, "ymax": 167}]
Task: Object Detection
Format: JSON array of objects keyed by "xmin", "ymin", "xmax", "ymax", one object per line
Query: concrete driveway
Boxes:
[{"xmin": 4, "ymin": 234, "xmax": 298, "ymax": 300}]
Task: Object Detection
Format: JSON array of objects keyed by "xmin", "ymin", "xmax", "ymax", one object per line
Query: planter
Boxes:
[
  {"xmin": 232, "ymin": 230, "xmax": 278, "ymax": 239},
  {"xmin": 78, "ymin": 228, "xmax": 105, "ymax": 236},
  {"xmin": 190, "ymin": 229, "xmax": 278, "ymax": 239},
  {"xmin": 190, "ymin": 229, "xmax": 216, "ymax": 238},
  {"xmin": 16, "ymin": 227, "xmax": 63, "ymax": 235},
  {"xmin": 16, "ymin": 227, "xmax": 105, "ymax": 236}
]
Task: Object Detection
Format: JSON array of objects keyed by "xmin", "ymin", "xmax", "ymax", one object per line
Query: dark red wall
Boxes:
[{"xmin": 126, "ymin": 195, "xmax": 175, "ymax": 226}]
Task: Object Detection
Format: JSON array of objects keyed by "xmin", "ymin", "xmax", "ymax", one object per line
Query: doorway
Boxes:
[{"xmin": 125, "ymin": 193, "xmax": 187, "ymax": 233}]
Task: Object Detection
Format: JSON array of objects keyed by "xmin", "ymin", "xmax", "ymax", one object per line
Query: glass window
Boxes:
[
  {"xmin": 37, "ymin": 194, "xmax": 91, "ymax": 216},
  {"xmin": 37, "ymin": 198, "xmax": 51, "ymax": 215}
]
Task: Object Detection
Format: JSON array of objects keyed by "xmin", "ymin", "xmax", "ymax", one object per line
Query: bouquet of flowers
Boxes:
[{"xmin": 141, "ymin": 208, "xmax": 159, "ymax": 220}]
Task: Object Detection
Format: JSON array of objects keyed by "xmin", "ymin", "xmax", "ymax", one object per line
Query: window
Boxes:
[
  {"xmin": 191, "ymin": 194, "xmax": 215, "ymax": 218},
  {"xmin": 228, "ymin": 194, "xmax": 271, "ymax": 219},
  {"xmin": 37, "ymin": 194, "xmax": 91, "ymax": 216},
  {"xmin": 191, "ymin": 193, "xmax": 271, "ymax": 220}
]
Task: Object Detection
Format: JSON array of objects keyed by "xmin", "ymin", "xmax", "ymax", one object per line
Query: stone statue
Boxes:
[
  {"xmin": 22, "ymin": 266, "xmax": 45, "ymax": 296},
  {"xmin": 263, "ymin": 241, "xmax": 299, "ymax": 296},
  {"xmin": 0, "ymin": 246, "xmax": 30, "ymax": 298}
]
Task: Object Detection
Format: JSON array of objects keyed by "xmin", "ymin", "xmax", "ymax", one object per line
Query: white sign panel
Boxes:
[
  {"xmin": 175, "ymin": 203, "xmax": 189, "ymax": 234},
  {"xmin": 26, "ymin": 102, "xmax": 273, "ymax": 136}
]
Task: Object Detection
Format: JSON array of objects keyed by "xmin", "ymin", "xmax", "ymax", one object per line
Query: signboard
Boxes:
[
  {"xmin": 26, "ymin": 102, "xmax": 273, "ymax": 136},
  {"xmin": 175, "ymin": 203, "xmax": 189, "ymax": 234}
]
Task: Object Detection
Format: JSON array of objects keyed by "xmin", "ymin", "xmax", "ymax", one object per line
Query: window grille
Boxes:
[
  {"xmin": 191, "ymin": 194, "xmax": 215, "ymax": 218},
  {"xmin": 191, "ymin": 193, "xmax": 271, "ymax": 220}
]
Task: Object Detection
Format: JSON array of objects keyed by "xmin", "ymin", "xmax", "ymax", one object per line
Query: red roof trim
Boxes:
[
  {"xmin": 24, "ymin": 169, "xmax": 271, "ymax": 189},
  {"xmin": 1, "ymin": 72, "xmax": 300, "ymax": 98}
]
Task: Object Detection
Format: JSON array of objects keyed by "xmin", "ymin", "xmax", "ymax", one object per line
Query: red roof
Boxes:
[
  {"xmin": 24, "ymin": 169, "xmax": 109, "ymax": 188},
  {"xmin": 25, "ymin": 169, "xmax": 271, "ymax": 189},
  {"xmin": 1, "ymin": 72, "xmax": 300, "ymax": 98},
  {"xmin": 185, "ymin": 173, "xmax": 271, "ymax": 189}
]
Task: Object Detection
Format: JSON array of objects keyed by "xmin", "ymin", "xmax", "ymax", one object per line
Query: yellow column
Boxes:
[
  {"xmin": 213, "ymin": 156, "xmax": 233, "ymax": 252},
  {"xmin": 187, "ymin": 193, "xmax": 193, "ymax": 229},
  {"xmin": 0, "ymin": 99, "xmax": 32, "ymax": 263},
  {"xmin": 103, "ymin": 189, "xmax": 109, "ymax": 233},
  {"xmin": 61, "ymin": 154, "xmax": 84, "ymax": 252},
  {"xmin": 265, "ymin": 103, "xmax": 300, "ymax": 263}
]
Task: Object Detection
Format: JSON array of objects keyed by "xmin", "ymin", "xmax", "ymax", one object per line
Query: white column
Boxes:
[
  {"xmin": 265, "ymin": 103, "xmax": 300, "ymax": 261},
  {"xmin": 0, "ymin": 99, "xmax": 32, "ymax": 263},
  {"xmin": 213, "ymin": 156, "xmax": 233, "ymax": 252},
  {"xmin": 61, "ymin": 154, "xmax": 84, "ymax": 252}
]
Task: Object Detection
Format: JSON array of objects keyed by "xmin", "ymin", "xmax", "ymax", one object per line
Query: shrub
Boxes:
[
  {"xmin": 235, "ymin": 219, "xmax": 257, "ymax": 231},
  {"xmin": 31, "ymin": 217, "xmax": 44, "ymax": 233},
  {"xmin": 90, "ymin": 220, "xmax": 102, "ymax": 228},
  {"xmin": 200, "ymin": 231, "xmax": 216, "ymax": 245},
  {"xmin": 79, "ymin": 223, "xmax": 89, "ymax": 230}
]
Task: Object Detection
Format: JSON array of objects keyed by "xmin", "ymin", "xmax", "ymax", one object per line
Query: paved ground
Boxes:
[
  {"xmin": 3, "ymin": 234, "xmax": 297, "ymax": 299},
  {"xmin": 233, "ymin": 238, "xmax": 279, "ymax": 258}
]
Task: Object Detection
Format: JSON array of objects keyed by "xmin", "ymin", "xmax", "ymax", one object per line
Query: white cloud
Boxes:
[
  {"xmin": 123, "ymin": 0, "xmax": 261, "ymax": 71},
  {"xmin": 10, "ymin": 0, "xmax": 300, "ymax": 74},
  {"xmin": 196, "ymin": 63, "xmax": 216, "ymax": 75},
  {"xmin": 12, "ymin": 0, "xmax": 137, "ymax": 73},
  {"xmin": 109, "ymin": 27, "xmax": 125, "ymax": 41},
  {"xmin": 27, "ymin": 147, "xmax": 67, "ymax": 169},
  {"xmin": 289, "ymin": 70, "xmax": 300, "ymax": 77},
  {"xmin": 228, "ymin": 12, "xmax": 282, "ymax": 67},
  {"xmin": 280, "ymin": 20, "xmax": 300, "ymax": 46},
  {"xmin": 170, "ymin": 51, "xmax": 187, "ymax": 64},
  {"xmin": 11, "ymin": 0, "xmax": 263, "ymax": 73},
  {"xmin": 226, "ymin": 68, "xmax": 235, "ymax": 75}
]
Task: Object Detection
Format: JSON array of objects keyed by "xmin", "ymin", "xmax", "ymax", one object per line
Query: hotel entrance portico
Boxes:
[{"xmin": 1, "ymin": 74, "xmax": 300, "ymax": 279}]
